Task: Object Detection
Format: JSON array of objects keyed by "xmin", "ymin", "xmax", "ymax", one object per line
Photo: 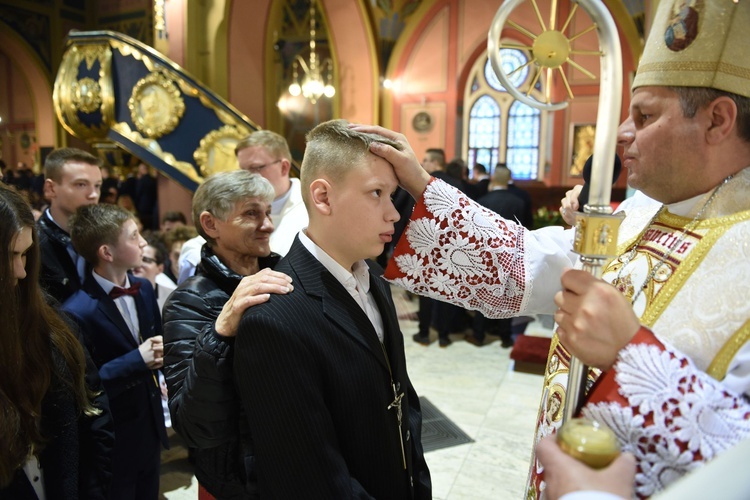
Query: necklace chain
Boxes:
[{"xmin": 614, "ymin": 175, "xmax": 734, "ymax": 304}]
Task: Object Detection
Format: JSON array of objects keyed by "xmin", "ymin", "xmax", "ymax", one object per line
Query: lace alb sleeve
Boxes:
[
  {"xmin": 582, "ymin": 328, "xmax": 750, "ymax": 498},
  {"xmin": 384, "ymin": 178, "xmax": 575, "ymax": 318}
]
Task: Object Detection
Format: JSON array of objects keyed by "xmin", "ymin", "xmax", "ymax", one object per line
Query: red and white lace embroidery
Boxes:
[
  {"xmin": 386, "ymin": 179, "xmax": 528, "ymax": 319},
  {"xmin": 583, "ymin": 341, "xmax": 750, "ymax": 498}
]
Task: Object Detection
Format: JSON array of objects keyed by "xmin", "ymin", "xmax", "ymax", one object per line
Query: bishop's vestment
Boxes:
[{"xmin": 385, "ymin": 168, "xmax": 750, "ymax": 498}]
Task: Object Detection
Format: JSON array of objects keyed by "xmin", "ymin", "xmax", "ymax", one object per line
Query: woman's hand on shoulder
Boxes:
[{"xmin": 214, "ymin": 269, "xmax": 293, "ymax": 337}]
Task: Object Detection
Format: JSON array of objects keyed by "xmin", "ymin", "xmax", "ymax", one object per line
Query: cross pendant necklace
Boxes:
[{"xmin": 388, "ymin": 383, "xmax": 407, "ymax": 469}]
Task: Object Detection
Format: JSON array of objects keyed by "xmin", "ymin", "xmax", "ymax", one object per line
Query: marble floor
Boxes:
[{"xmin": 160, "ymin": 286, "xmax": 550, "ymax": 499}]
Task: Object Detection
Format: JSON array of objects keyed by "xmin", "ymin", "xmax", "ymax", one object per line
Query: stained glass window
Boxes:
[
  {"xmin": 466, "ymin": 48, "xmax": 542, "ymax": 180},
  {"xmin": 485, "ymin": 49, "xmax": 529, "ymax": 92},
  {"xmin": 468, "ymin": 95, "xmax": 501, "ymax": 171},
  {"xmin": 507, "ymin": 101, "xmax": 540, "ymax": 179}
]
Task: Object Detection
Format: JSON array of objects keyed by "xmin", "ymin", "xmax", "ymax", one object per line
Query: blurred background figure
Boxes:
[
  {"xmin": 164, "ymin": 225, "xmax": 198, "ymax": 284},
  {"xmin": 134, "ymin": 162, "xmax": 158, "ymax": 231},
  {"xmin": 160, "ymin": 211, "xmax": 187, "ymax": 233},
  {"xmin": 100, "ymin": 166, "xmax": 120, "ymax": 204},
  {"xmin": 132, "ymin": 235, "xmax": 177, "ymax": 312}
]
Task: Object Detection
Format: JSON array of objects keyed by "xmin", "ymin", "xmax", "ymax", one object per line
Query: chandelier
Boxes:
[{"xmin": 288, "ymin": 0, "xmax": 335, "ymax": 104}]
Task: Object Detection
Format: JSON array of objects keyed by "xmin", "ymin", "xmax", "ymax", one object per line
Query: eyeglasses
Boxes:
[
  {"xmin": 142, "ymin": 256, "xmax": 158, "ymax": 264},
  {"xmin": 243, "ymin": 159, "xmax": 282, "ymax": 174}
]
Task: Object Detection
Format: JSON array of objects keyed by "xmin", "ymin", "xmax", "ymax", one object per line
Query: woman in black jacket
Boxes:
[
  {"xmin": 0, "ymin": 184, "xmax": 114, "ymax": 499},
  {"xmin": 162, "ymin": 171, "xmax": 292, "ymax": 499}
]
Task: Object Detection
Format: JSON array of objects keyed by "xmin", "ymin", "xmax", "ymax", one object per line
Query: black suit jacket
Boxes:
[
  {"xmin": 477, "ymin": 189, "xmax": 530, "ymax": 227},
  {"xmin": 63, "ymin": 275, "xmax": 169, "ymax": 455},
  {"xmin": 464, "ymin": 178, "xmax": 489, "ymax": 200},
  {"xmin": 38, "ymin": 211, "xmax": 84, "ymax": 303},
  {"xmin": 234, "ymin": 238, "xmax": 431, "ymax": 499},
  {"xmin": 508, "ymin": 183, "xmax": 534, "ymax": 229}
]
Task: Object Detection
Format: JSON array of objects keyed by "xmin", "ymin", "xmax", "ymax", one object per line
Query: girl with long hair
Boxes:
[{"xmin": 0, "ymin": 184, "xmax": 114, "ymax": 499}]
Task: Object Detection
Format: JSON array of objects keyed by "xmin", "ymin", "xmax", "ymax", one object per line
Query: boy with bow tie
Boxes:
[{"xmin": 63, "ymin": 203, "xmax": 168, "ymax": 500}]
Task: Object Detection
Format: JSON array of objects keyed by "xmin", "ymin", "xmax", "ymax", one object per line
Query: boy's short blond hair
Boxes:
[{"xmin": 300, "ymin": 119, "xmax": 401, "ymax": 207}]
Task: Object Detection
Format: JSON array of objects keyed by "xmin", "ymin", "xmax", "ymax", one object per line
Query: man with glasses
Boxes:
[{"xmin": 177, "ymin": 130, "xmax": 308, "ymax": 283}]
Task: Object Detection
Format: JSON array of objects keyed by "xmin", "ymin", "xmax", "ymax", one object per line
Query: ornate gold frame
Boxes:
[
  {"xmin": 128, "ymin": 70, "xmax": 186, "ymax": 139},
  {"xmin": 193, "ymin": 125, "xmax": 251, "ymax": 177},
  {"xmin": 53, "ymin": 42, "xmax": 115, "ymax": 141}
]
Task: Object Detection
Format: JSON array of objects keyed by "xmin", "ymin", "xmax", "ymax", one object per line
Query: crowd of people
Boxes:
[{"xmin": 1, "ymin": 1, "xmax": 749, "ymax": 498}]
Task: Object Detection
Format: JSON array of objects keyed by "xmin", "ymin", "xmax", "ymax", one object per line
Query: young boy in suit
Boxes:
[
  {"xmin": 63, "ymin": 203, "xmax": 168, "ymax": 500},
  {"xmin": 233, "ymin": 119, "xmax": 432, "ymax": 499}
]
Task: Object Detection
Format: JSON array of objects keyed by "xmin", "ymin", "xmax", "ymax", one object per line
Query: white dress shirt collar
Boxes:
[{"xmin": 298, "ymin": 231, "xmax": 384, "ymax": 341}]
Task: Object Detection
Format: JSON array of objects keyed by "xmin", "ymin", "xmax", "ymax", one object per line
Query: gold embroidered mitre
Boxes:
[{"xmin": 633, "ymin": 0, "xmax": 750, "ymax": 98}]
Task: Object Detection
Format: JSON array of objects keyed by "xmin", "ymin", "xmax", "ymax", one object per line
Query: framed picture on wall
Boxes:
[
  {"xmin": 569, "ymin": 123, "xmax": 596, "ymax": 177},
  {"xmin": 412, "ymin": 111, "xmax": 433, "ymax": 133}
]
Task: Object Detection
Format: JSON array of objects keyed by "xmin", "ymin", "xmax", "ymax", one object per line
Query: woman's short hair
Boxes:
[{"xmin": 192, "ymin": 170, "xmax": 275, "ymax": 245}]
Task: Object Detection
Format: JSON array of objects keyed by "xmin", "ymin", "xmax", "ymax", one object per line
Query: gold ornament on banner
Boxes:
[
  {"xmin": 193, "ymin": 125, "xmax": 250, "ymax": 177},
  {"xmin": 71, "ymin": 77, "xmax": 103, "ymax": 114},
  {"xmin": 128, "ymin": 70, "xmax": 185, "ymax": 138}
]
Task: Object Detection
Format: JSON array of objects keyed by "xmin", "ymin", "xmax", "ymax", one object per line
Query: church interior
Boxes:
[
  {"xmin": 0, "ymin": 0, "xmax": 645, "ymax": 219},
  {"xmin": 0, "ymin": 1, "xmax": 651, "ymax": 498}
]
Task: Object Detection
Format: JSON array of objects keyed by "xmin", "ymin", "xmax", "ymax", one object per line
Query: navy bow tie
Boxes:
[{"xmin": 109, "ymin": 282, "xmax": 142, "ymax": 299}]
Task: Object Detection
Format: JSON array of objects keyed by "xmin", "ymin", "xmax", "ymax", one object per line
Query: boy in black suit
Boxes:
[
  {"xmin": 63, "ymin": 204, "xmax": 167, "ymax": 500},
  {"xmin": 38, "ymin": 148, "xmax": 103, "ymax": 302},
  {"xmin": 234, "ymin": 120, "xmax": 432, "ymax": 499}
]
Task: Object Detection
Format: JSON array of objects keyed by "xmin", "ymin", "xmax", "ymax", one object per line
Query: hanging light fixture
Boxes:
[
  {"xmin": 288, "ymin": 0, "xmax": 335, "ymax": 103},
  {"xmin": 154, "ymin": 0, "xmax": 167, "ymax": 40}
]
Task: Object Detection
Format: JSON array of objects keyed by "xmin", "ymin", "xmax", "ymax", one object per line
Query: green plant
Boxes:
[{"xmin": 532, "ymin": 206, "xmax": 565, "ymax": 229}]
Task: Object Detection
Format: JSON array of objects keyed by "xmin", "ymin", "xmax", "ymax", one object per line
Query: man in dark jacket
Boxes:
[
  {"xmin": 38, "ymin": 148, "xmax": 103, "ymax": 303},
  {"xmin": 412, "ymin": 148, "xmax": 465, "ymax": 347},
  {"xmin": 162, "ymin": 170, "xmax": 292, "ymax": 498},
  {"xmin": 468, "ymin": 165, "xmax": 529, "ymax": 347}
]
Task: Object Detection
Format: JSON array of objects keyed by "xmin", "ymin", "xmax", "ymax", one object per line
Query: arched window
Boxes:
[
  {"xmin": 468, "ymin": 95, "xmax": 501, "ymax": 169},
  {"xmin": 507, "ymin": 101, "xmax": 541, "ymax": 179},
  {"xmin": 463, "ymin": 48, "xmax": 547, "ymax": 181}
]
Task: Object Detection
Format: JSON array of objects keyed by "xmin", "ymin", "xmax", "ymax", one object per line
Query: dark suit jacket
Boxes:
[
  {"xmin": 477, "ymin": 188, "xmax": 530, "ymax": 227},
  {"xmin": 508, "ymin": 183, "xmax": 534, "ymax": 229},
  {"xmin": 465, "ymin": 178, "xmax": 490, "ymax": 200},
  {"xmin": 62, "ymin": 275, "xmax": 169, "ymax": 457},
  {"xmin": 38, "ymin": 211, "xmax": 83, "ymax": 303},
  {"xmin": 234, "ymin": 238, "xmax": 431, "ymax": 499}
]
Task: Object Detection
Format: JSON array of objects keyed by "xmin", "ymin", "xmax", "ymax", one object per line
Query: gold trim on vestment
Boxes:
[
  {"xmin": 641, "ymin": 209, "xmax": 750, "ymax": 327},
  {"xmin": 707, "ymin": 319, "xmax": 750, "ymax": 381}
]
